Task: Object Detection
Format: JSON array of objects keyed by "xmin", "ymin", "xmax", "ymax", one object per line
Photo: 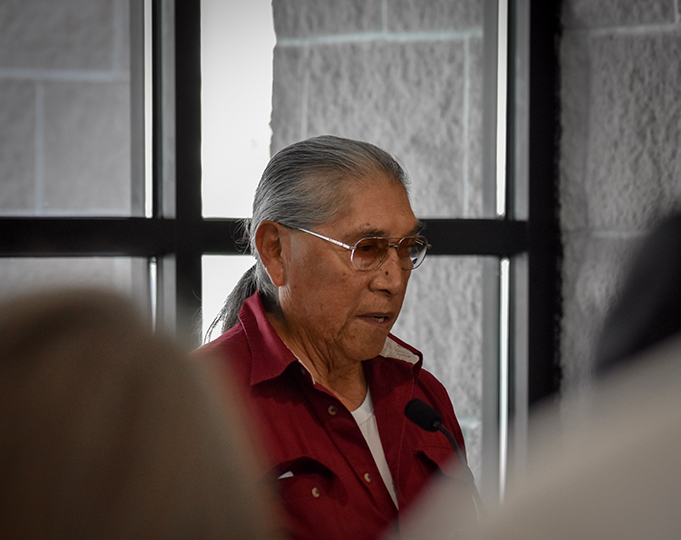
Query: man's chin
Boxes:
[{"xmin": 358, "ymin": 337, "xmax": 390, "ymax": 362}]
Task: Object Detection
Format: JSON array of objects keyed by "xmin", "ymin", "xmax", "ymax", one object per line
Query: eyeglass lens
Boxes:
[{"xmin": 351, "ymin": 237, "xmax": 428, "ymax": 270}]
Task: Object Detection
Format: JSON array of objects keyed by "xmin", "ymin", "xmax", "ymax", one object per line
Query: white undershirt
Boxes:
[{"xmin": 351, "ymin": 389, "xmax": 398, "ymax": 508}]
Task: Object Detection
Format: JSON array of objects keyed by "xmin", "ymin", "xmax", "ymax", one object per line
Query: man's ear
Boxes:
[{"xmin": 255, "ymin": 221, "xmax": 288, "ymax": 287}]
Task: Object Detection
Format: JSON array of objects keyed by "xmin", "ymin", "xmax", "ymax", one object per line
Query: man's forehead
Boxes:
[{"xmin": 329, "ymin": 178, "xmax": 418, "ymax": 237}]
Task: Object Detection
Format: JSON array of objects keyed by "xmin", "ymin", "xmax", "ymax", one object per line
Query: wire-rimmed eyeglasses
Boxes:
[{"xmin": 297, "ymin": 228, "xmax": 431, "ymax": 271}]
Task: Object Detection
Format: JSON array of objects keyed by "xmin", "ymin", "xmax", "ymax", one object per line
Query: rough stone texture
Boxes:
[
  {"xmin": 563, "ymin": 0, "xmax": 676, "ymax": 29},
  {"xmin": 561, "ymin": 31, "xmax": 681, "ymax": 232},
  {"xmin": 0, "ymin": 81, "xmax": 36, "ymax": 213},
  {"xmin": 0, "ymin": 257, "xmax": 133, "ymax": 303},
  {"xmin": 587, "ymin": 33, "xmax": 681, "ymax": 230},
  {"xmin": 0, "ymin": 0, "xmax": 115, "ymax": 70},
  {"xmin": 272, "ymin": 0, "xmax": 382, "ymax": 39},
  {"xmin": 388, "ymin": 0, "xmax": 482, "ymax": 32},
  {"xmin": 42, "ymin": 81, "xmax": 131, "ymax": 214},
  {"xmin": 466, "ymin": 35, "xmax": 484, "ymax": 218},
  {"xmin": 304, "ymin": 40, "xmax": 468, "ymax": 217}
]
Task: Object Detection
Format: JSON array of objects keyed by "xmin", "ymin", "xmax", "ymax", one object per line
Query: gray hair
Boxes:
[
  {"xmin": 0, "ymin": 288, "xmax": 279, "ymax": 539},
  {"xmin": 206, "ymin": 135, "xmax": 409, "ymax": 338}
]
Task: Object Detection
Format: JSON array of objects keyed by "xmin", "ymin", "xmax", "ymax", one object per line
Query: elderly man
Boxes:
[{"xmin": 200, "ymin": 135, "xmax": 476, "ymax": 539}]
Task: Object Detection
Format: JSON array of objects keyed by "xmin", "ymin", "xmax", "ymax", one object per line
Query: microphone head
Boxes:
[{"xmin": 404, "ymin": 398, "xmax": 442, "ymax": 432}]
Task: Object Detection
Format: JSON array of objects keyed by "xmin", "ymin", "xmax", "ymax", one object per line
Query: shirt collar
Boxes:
[
  {"xmin": 380, "ymin": 335, "xmax": 421, "ymax": 365},
  {"xmin": 239, "ymin": 292, "xmax": 423, "ymax": 386},
  {"xmin": 239, "ymin": 292, "xmax": 299, "ymax": 386}
]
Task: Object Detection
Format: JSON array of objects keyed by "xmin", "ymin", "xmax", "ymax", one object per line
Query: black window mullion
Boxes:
[
  {"xmin": 0, "ymin": 218, "xmax": 174, "ymax": 256},
  {"xmin": 527, "ymin": 0, "xmax": 562, "ymax": 405},
  {"xmin": 151, "ymin": 0, "xmax": 164, "ymax": 220},
  {"xmin": 173, "ymin": 0, "xmax": 203, "ymax": 347},
  {"xmin": 422, "ymin": 219, "xmax": 527, "ymax": 256}
]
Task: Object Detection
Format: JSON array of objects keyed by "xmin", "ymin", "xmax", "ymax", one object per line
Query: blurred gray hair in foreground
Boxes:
[{"xmin": 0, "ymin": 287, "xmax": 282, "ymax": 539}]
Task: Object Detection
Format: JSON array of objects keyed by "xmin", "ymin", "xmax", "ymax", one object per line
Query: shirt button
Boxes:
[
  {"xmin": 311, "ymin": 487, "xmax": 320, "ymax": 498},
  {"xmin": 364, "ymin": 473, "xmax": 372, "ymax": 483},
  {"xmin": 327, "ymin": 405, "xmax": 338, "ymax": 416}
]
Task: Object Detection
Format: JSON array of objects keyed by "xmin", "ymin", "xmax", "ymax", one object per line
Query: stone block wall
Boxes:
[
  {"xmin": 270, "ymin": 0, "xmax": 486, "ymax": 476},
  {"xmin": 559, "ymin": 0, "xmax": 681, "ymax": 393}
]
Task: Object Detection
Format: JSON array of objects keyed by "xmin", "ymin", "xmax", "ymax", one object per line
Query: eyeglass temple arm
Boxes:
[{"xmin": 297, "ymin": 228, "xmax": 353, "ymax": 250}]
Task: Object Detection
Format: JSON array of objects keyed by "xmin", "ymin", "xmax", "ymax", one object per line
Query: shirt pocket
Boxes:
[
  {"xmin": 274, "ymin": 456, "xmax": 348, "ymax": 505},
  {"xmin": 413, "ymin": 441, "xmax": 457, "ymax": 477},
  {"xmin": 414, "ymin": 443, "xmax": 479, "ymax": 525}
]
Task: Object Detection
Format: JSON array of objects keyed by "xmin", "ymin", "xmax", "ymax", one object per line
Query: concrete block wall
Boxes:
[
  {"xmin": 270, "ymin": 0, "xmax": 485, "ymax": 476},
  {"xmin": 559, "ymin": 0, "xmax": 681, "ymax": 393},
  {"xmin": 0, "ymin": 0, "xmax": 134, "ymax": 299}
]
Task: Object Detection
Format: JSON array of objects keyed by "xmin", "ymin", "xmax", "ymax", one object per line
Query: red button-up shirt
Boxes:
[{"xmin": 200, "ymin": 293, "xmax": 475, "ymax": 540}]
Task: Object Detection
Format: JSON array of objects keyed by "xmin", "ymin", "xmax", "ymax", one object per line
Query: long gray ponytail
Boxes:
[{"xmin": 205, "ymin": 135, "xmax": 409, "ymax": 339}]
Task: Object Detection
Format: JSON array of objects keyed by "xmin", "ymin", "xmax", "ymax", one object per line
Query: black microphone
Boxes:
[
  {"xmin": 405, "ymin": 397, "xmax": 446, "ymax": 431},
  {"xmin": 405, "ymin": 398, "xmax": 485, "ymax": 516}
]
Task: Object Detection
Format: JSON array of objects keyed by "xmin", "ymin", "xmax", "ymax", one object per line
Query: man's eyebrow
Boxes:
[
  {"xmin": 355, "ymin": 228, "xmax": 385, "ymax": 238},
  {"xmin": 356, "ymin": 222, "xmax": 425, "ymax": 238}
]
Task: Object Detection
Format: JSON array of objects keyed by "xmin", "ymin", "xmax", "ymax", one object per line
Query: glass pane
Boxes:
[
  {"xmin": 392, "ymin": 255, "xmax": 487, "ymax": 479},
  {"xmin": 0, "ymin": 257, "xmax": 149, "ymax": 314},
  {"xmin": 0, "ymin": 1, "xmax": 137, "ymax": 217},
  {"xmin": 201, "ymin": 0, "xmax": 275, "ymax": 218},
  {"xmin": 202, "ymin": 254, "xmax": 257, "ymax": 342}
]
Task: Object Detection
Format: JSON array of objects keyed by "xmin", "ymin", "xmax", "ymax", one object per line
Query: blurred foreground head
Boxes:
[
  {"xmin": 464, "ymin": 211, "xmax": 681, "ymax": 540},
  {"xmin": 0, "ymin": 288, "xmax": 280, "ymax": 539},
  {"xmin": 596, "ymin": 211, "xmax": 681, "ymax": 376}
]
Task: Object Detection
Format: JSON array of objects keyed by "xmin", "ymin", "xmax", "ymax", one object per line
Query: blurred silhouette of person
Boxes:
[
  {"xmin": 469, "ymin": 334, "xmax": 681, "ymax": 540},
  {"xmin": 396, "ymin": 211, "xmax": 681, "ymax": 540},
  {"xmin": 467, "ymin": 211, "xmax": 681, "ymax": 540},
  {"xmin": 595, "ymin": 211, "xmax": 681, "ymax": 376},
  {"xmin": 0, "ymin": 288, "xmax": 282, "ymax": 539}
]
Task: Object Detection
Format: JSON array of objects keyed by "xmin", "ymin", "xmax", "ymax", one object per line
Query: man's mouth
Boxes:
[{"xmin": 363, "ymin": 313, "xmax": 392, "ymax": 325}]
